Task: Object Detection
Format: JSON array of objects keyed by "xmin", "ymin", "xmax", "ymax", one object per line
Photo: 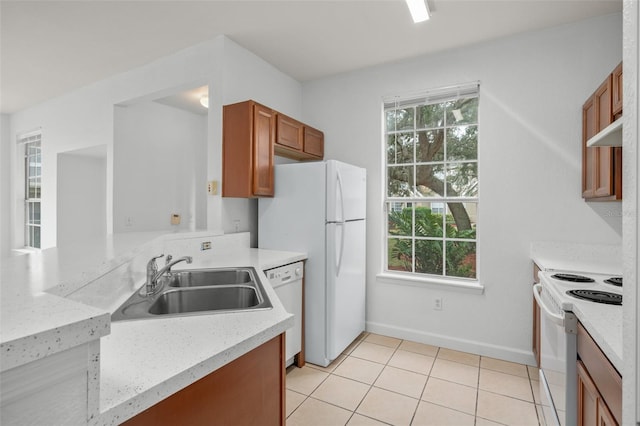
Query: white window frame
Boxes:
[
  {"xmin": 20, "ymin": 131, "xmax": 42, "ymax": 249},
  {"xmin": 378, "ymin": 83, "xmax": 483, "ymax": 293}
]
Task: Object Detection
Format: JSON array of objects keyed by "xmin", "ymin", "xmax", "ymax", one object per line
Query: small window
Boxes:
[
  {"xmin": 21, "ymin": 132, "xmax": 42, "ymax": 249},
  {"xmin": 384, "ymin": 83, "xmax": 479, "ymax": 280}
]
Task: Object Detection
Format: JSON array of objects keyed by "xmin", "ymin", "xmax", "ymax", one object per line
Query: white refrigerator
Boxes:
[{"xmin": 259, "ymin": 160, "xmax": 366, "ymax": 367}]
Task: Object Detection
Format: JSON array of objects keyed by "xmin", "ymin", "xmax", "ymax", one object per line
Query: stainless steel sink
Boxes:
[
  {"xmin": 167, "ymin": 268, "xmax": 253, "ymax": 287},
  {"xmin": 111, "ymin": 267, "xmax": 272, "ymax": 321},
  {"xmin": 148, "ymin": 286, "xmax": 260, "ymax": 314}
]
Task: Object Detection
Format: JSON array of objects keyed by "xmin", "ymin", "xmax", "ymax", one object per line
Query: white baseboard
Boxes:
[{"xmin": 366, "ymin": 321, "xmax": 537, "ymax": 366}]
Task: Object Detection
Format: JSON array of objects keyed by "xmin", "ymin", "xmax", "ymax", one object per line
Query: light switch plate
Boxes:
[{"xmin": 207, "ymin": 180, "xmax": 218, "ymax": 195}]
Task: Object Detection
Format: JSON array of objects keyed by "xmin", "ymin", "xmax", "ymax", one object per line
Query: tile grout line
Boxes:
[{"xmin": 287, "ymin": 334, "xmax": 543, "ymax": 426}]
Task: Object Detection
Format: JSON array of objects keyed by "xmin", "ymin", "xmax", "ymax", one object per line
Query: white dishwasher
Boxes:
[{"xmin": 265, "ymin": 261, "xmax": 303, "ymax": 367}]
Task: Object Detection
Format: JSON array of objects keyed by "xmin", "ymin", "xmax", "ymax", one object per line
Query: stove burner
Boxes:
[
  {"xmin": 551, "ymin": 273, "xmax": 595, "ymax": 283},
  {"xmin": 604, "ymin": 277, "xmax": 623, "ymax": 287},
  {"xmin": 566, "ymin": 289, "xmax": 622, "ymax": 305}
]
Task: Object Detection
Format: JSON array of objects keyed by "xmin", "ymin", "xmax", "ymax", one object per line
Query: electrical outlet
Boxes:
[
  {"xmin": 233, "ymin": 219, "xmax": 240, "ymax": 232},
  {"xmin": 201, "ymin": 241, "xmax": 212, "ymax": 251},
  {"xmin": 434, "ymin": 297, "xmax": 443, "ymax": 310},
  {"xmin": 125, "ymin": 216, "xmax": 133, "ymax": 227}
]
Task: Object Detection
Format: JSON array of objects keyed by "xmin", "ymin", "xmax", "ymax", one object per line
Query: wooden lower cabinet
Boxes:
[
  {"xmin": 577, "ymin": 361, "xmax": 618, "ymax": 426},
  {"xmin": 123, "ymin": 334, "xmax": 286, "ymax": 426},
  {"xmin": 532, "ymin": 263, "xmax": 541, "ymax": 367},
  {"xmin": 576, "ymin": 323, "xmax": 621, "ymax": 426}
]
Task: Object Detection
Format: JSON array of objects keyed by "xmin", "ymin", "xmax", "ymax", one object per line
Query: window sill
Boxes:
[{"xmin": 376, "ymin": 272, "xmax": 484, "ymax": 294}]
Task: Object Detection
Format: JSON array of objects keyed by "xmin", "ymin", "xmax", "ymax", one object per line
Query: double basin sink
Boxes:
[{"xmin": 111, "ymin": 267, "xmax": 273, "ymax": 321}]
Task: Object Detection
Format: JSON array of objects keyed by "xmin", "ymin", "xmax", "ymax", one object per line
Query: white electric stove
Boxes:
[{"xmin": 534, "ymin": 271, "xmax": 622, "ymax": 426}]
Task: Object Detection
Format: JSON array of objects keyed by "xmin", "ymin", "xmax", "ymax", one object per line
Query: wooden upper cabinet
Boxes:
[
  {"xmin": 582, "ymin": 69, "xmax": 622, "ymax": 201},
  {"xmin": 253, "ymin": 105, "xmax": 276, "ymax": 196},
  {"xmin": 303, "ymin": 126, "xmax": 324, "ymax": 158},
  {"xmin": 274, "ymin": 113, "xmax": 324, "ymax": 161},
  {"xmin": 612, "ymin": 62, "xmax": 623, "ymax": 118},
  {"xmin": 223, "ymin": 100, "xmax": 325, "ymax": 198},
  {"xmin": 276, "ymin": 113, "xmax": 303, "ymax": 151},
  {"xmin": 222, "ymin": 100, "xmax": 274, "ymax": 198},
  {"xmin": 582, "ymin": 96, "xmax": 597, "ymax": 199}
]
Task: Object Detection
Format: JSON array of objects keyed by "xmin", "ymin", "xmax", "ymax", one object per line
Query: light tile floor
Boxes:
[{"xmin": 286, "ymin": 333, "xmax": 543, "ymax": 426}]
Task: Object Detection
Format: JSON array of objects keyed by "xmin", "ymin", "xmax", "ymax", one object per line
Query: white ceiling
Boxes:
[{"xmin": 0, "ymin": 0, "xmax": 622, "ymax": 114}]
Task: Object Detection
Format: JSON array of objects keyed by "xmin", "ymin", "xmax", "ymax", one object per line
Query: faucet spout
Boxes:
[{"xmin": 145, "ymin": 255, "xmax": 193, "ymax": 296}]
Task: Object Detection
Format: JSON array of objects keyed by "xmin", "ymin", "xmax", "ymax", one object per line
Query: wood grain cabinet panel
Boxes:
[
  {"xmin": 532, "ymin": 264, "xmax": 541, "ymax": 368},
  {"xmin": 222, "ymin": 100, "xmax": 275, "ymax": 198},
  {"xmin": 612, "ymin": 62, "xmax": 623, "ymax": 118},
  {"xmin": 578, "ymin": 360, "xmax": 600, "ymax": 426},
  {"xmin": 577, "ymin": 323, "xmax": 621, "ymax": 426},
  {"xmin": 276, "ymin": 113, "xmax": 304, "ymax": 151},
  {"xmin": 223, "ymin": 100, "xmax": 325, "ymax": 198},
  {"xmin": 582, "ymin": 68, "xmax": 622, "ymax": 201},
  {"xmin": 303, "ymin": 126, "xmax": 324, "ymax": 158},
  {"xmin": 124, "ymin": 335, "xmax": 286, "ymax": 426}
]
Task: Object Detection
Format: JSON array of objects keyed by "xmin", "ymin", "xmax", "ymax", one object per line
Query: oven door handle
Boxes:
[{"xmin": 533, "ymin": 283, "xmax": 564, "ymax": 326}]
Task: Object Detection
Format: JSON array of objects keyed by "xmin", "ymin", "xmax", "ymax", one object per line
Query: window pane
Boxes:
[
  {"xmin": 446, "ymin": 241, "xmax": 476, "ymax": 279},
  {"xmin": 414, "ymin": 203, "xmax": 443, "ymax": 237},
  {"xmin": 27, "ymin": 202, "xmax": 41, "ymax": 225},
  {"xmin": 416, "ymin": 129, "xmax": 444, "ymax": 162},
  {"xmin": 388, "ymin": 165, "xmax": 414, "ymax": 197},
  {"xmin": 386, "ymin": 108, "xmax": 414, "ymax": 131},
  {"xmin": 387, "ymin": 133, "xmax": 414, "ymax": 164},
  {"xmin": 417, "ymin": 103, "xmax": 445, "ymax": 129},
  {"xmin": 445, "ymin": 202, "xmax": 476, "ymax": 239},
  {"xmin": 388, "ymin": 203, "xmax": 413, "ymax": 236},
  {"xmin": 415, "ymin": 239, "xmax": 443, "ymax": 275},
  {"xmin": 446, "ymin": 125, "xmax": 477, "ymax": 161},
  {"xmin": 388, "ymin": 238, "xmax": 412, "ymax": 272},
  {"xmin": 446, "ymin": 97, "xmax": 478, "ymax": 125},
  {"xmin": 28, "ymin": 177, "xmax": 41, "ymax": 199},
  {"xmin": 446, "ymin": 162, "xmax": 478, "ymax": 197},
  {"xmin": 416, "ymin": 164, "xmax": 444, "ymax": 197},
  {"xmin": 33, "ymin": 226, "xmax": 41, "ymax": 249}
]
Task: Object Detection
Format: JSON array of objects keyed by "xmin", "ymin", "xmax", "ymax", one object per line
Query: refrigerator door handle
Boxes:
[
  {"xmin": 336, "ymin": 222, "xmax": 345, "ymax": 276},
  {"xmin": 336, "ymin": 168, "xmax": 345, "ymax": 223}
]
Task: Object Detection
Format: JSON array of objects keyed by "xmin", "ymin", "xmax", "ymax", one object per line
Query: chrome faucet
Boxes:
[{"xmin": 145, "ymin": 254, "xmax": 193, "ymax": 296}]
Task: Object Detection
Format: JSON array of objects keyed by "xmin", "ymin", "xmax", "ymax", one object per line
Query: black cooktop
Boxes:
[
  {"xmin": 552, "ymin": 273, "xmax": 595, "ymax": 283},
  {"xmin": 604, "ymin": 277, "xmax": 623, "ymax": 287},
  {"xmin": 566, "ymin": 289, "xmax": 622, "ymax": 305}
]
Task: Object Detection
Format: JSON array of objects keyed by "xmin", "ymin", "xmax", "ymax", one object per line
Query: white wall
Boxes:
[
  {"xmin": 6, "ymin": 36, "xmax": 302, "ymax": 250},
  {"xmin": 57, "ymin": 149, "xmax": 106, "ymax": 246},
  {"xmin": 622, "ymin": 2, "xmax": 639, "ymax": 424},
  {"xmin": 113, "ymin": 102, "xmax": 206, "ymax": 233},
  {"xmin": 0, "ymin": 114, "xmax": 11, "ymax": 257},
  {"xmin": 302, "ymin": 13, "xmax": 623, "ymax": 363}
]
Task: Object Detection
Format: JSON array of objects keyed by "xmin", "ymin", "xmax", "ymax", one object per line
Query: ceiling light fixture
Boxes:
[
  {"xmin": 405, "ymin": 0, "xmax": 430, "ymax": 23},
  {"xmin": 200, "ymin": 95, "xmax": 209, "ymax": 108}
]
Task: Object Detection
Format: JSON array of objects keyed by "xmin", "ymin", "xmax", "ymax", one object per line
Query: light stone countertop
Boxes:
[
  {"xmin": 531, "ymin": 241, "xmax": 623, "ymax": 372},
  {"xmin": 1, "ymin": 231, "xmax": 306, "ymax": 425},
  {"xmin": 95, "ymin": 248, "xmax": 305, "ymax": 425}
]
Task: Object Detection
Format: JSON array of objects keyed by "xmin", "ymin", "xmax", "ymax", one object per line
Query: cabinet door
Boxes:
[
  {"xmin": 532, "ymin": 295, "xmax": 541, "ymax": 367},
  {"xmin": 612, "ymin": 62, "xmax": 623, "ymax": 118},
  {"xmin": 578, "ymin": 360, "xmax": 599, "ymax": 426},
  {"xmin": 582, "ymin": 96, "xmax": 597, "ymax": 198},
  {"xmin": 276, "ymin": 114, "xmax": 303, "ymax": 151},
  {"xmin": 598, "ymin": 398, "xmax": 618, "ymax": 426},
  {"xmin": 253, "ymin": 104, "xmax": 275, "ymax": 197},
  {"xmin": 303, "ymin": 126, "xmax": 324, "ymax": 158},
  {"xmin": 123, "ymin": 335, "xmax": 285, "ymax": 426},
  {"xmin": 594, "ymin": 77, "xmax": 614, "ymax": 198},
  {"xmin": 582, "ymin": 75, "xmax": 620, "ymax": 200}
]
